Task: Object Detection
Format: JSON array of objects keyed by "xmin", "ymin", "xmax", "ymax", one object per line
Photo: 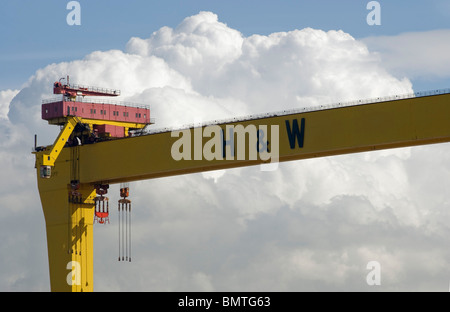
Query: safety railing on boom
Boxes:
[
  {"xmin": 67, "ymin": 83, "xmax": 121, "ymax": 96},
  {"xmin": 142, "ymin": 87, "xmax": 450, "ymax": 135}
]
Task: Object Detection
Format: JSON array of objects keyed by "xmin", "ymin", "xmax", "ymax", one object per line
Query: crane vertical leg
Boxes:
[{"xmin": 38, "ymin": 175, "xmax": 95, "ymax": 292}]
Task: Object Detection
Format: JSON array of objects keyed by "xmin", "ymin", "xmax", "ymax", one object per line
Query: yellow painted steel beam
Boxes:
[
  {"xmin": 42, "ymin": 116, "xmax": 80, "ymax": 166},
  {"xmin": 47, "ymin": 117, "xmax": 149, "ymax": 129},
  {"xmin": 35, "ymin": 145, "xmax": 96, "ymax": 291},
  {"xmin": 80, "ymin": 117, "xmax": 149, "ymax": 129},
  {"xmin": 42, "ymin": 115, "xmax": 148, "ymax": 167},
  {"xmin": 77, "ymin": 93, "xmax": 450, "ymax": 184},
  {"xmin": 34, "ymin": 92, "xmax": 450, "ymax": 291}
]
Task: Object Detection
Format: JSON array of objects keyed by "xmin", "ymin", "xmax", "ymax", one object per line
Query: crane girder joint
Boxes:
[{"xmin": 40, "ymin": 116, "xmax": 82, "ymax": 178}]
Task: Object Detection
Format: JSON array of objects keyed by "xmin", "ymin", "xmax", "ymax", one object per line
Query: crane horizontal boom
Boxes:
[
  {"xmin": 38, "ymin": 92, "xmax": 450, "ymax": 185},
  {"xmin": 33, "ymin": 90, "xmax": 450, "ymax": 291}
]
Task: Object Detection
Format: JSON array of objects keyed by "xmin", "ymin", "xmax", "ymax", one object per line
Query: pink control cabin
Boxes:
[
  {"xmin": 42, "ymin": 100, "xmax": 151, "ymax": 138},
  {"xmin": 42, "ymin": 78, "xmax": 151, "ymax": 138}
]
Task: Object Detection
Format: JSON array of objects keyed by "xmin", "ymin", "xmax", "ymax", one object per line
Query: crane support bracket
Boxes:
[{"xmin": 42, "ymin": 116, "xmax": 81, "ymax": 167}]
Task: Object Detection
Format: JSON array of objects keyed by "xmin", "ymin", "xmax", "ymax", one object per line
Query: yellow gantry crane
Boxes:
[{"xmin": 33, "ymin": 79, "xmax": 450, "ymax": 291}]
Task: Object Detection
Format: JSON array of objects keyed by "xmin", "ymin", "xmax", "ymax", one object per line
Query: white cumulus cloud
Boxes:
[
  {"xmin": 362, "ymin": 29, "xmax": 450, "ymax": 80},
  {"xmin": 2, "ymin": 11, "xmax": 450, "ymax": 292},
  {"xmin": 0, "ymin": 89, "xmax": 19, "ymax": 119}
]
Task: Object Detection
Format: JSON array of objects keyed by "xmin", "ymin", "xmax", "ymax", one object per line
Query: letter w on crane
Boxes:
[{"xmin": 285, "ymin": 118, "xmax": 305, "ymax": 149}]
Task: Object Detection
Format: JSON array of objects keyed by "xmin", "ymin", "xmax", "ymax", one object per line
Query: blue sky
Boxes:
[{"xmin": 1, "ymin": 0, "xmax": 450, "ymax": 90}]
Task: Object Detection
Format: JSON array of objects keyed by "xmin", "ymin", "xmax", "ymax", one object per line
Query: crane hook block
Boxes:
[
  {"xmin": 94, "ymin": 196, "xmax": 110, "ymax": 224},
  {"xmin": 94, "ymin": 184, "xmax": 110, "ymax": 225}
]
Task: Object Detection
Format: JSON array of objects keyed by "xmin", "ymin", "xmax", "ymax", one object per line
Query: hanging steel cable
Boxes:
[{"xmin": 118, "ymin": 183, "xmax": 131, "ymax": 262}]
